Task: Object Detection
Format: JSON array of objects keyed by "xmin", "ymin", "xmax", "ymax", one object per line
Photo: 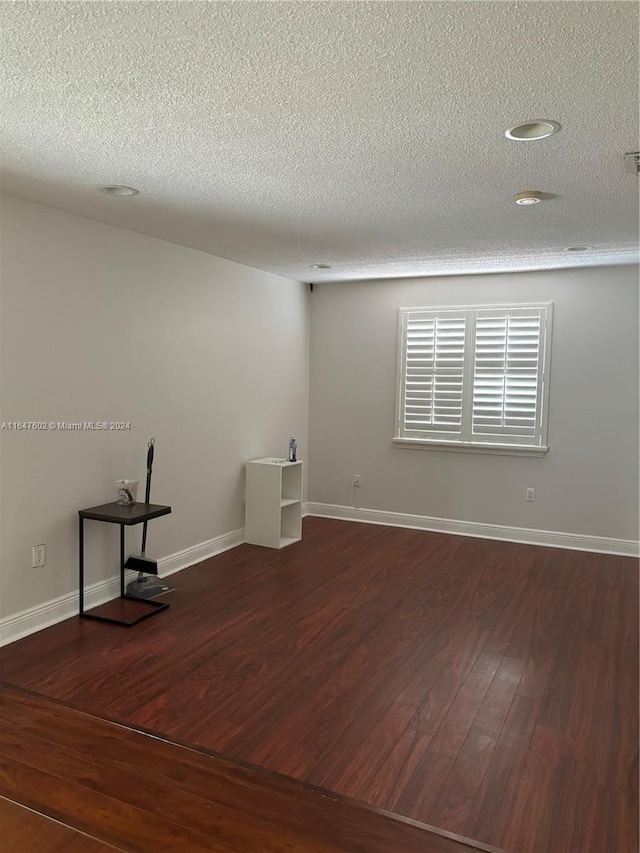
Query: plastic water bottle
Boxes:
[{"xmin": 288, "ymin": 437, "xmax": 297, "ymax": 462}]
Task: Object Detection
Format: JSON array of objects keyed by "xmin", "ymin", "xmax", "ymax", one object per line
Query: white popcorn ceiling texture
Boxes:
[{"xmin": 1, "ymin": 1, "xmax": 638, "ymax": 282}]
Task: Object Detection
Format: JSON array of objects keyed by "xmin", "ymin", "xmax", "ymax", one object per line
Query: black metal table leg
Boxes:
[
  {"xmin": 79, "ymin": 516, "xmax": 84, "ymax": 616},
  {"xmin": 120, "ymin": 523, "xmax": 125, "ymax": 597}
]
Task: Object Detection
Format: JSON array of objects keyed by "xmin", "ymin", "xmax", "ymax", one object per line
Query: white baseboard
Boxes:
[
  {"xmin": 158, "ymin": 528, "xmax": 244, "ymax": 578},
  {"xmin": 0, "ymin": 526, "xmax": 245, "ymax": 649},
  {"xmin": 306, "ymin": 502, "xmax": 640, "ymax": 558},
  {"xmin": 5, "ymin": 500, "xmax": 629, "ymax": 649}
]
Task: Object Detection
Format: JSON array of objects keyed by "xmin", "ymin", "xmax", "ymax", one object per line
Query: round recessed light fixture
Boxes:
[
  {"xmin": 564, "ymin": 245, "xmax": 594, "ymax": 252},
  {"xmin": 311, "ymin": 263, "xmax": 331, "ymax": 269},
  {"xmin": 515, "ymin": 190, "xmax": 543, "ymax": 205},
  {"xmin": 505, "ymin": 120, "xmax": 561, "ymax": 141},
  {"xmin": 98, "ymin": 185, "xmax": 140, "ymax": 197}
]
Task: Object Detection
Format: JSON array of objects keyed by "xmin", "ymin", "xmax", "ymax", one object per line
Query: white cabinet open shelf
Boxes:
[{"xmin": 245, "ymin": 457, "xmax": 303, "ymax": 549}]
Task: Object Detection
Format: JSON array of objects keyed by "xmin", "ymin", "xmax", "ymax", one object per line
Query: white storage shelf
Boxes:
[{"xmin": 244, "ymin": 458, "xmax": 303, "ymax": 549}]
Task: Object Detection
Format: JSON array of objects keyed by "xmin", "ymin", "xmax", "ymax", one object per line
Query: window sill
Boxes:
[{"xmin": 393, "ymin": 438, "xmax": 549, "ymax": 457}]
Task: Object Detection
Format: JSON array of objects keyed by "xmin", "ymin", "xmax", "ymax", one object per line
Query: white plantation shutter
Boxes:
[
  {"xmin": 397, "ymin": 304, "xmax": 551, "ymax": 451},
  {"xmin": 401, "ymin": 310, "xmax": 467, "ymax": 437},
  {"xmin": 472, "ymin": 307, "xmax": 546, "ymax": 444}
]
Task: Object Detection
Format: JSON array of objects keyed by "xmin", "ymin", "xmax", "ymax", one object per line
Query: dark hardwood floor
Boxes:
[
  {"xmin": 0, "ymin": 517, "xmax": 636, "ymax": 852},
  {"xmin": 0, "ymin": 685, "xmax": 491, "ymax": 853}
]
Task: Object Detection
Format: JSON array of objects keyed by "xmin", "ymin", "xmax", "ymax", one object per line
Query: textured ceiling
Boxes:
[{"xmin": 1, "ymin": 1, "xmax": 638, "ymax": 282}]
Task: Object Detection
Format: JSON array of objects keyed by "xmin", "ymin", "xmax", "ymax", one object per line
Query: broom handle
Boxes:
[
  {"xmin": 144, "ymin": 440, "xmax": 154, "ymax": 502},
  {"xmin": 141, "ymin": 439, "xmax": 155, "ymax": 555}
]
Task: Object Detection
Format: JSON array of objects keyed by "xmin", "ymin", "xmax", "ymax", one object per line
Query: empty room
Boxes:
[{"xmin": 0, "ymin": 2, "xmax": 638, "ymax": 852}]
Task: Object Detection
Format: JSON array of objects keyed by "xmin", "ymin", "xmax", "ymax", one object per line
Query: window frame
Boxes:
[{"xmin": 394, "ymin": 302, "xmax": 553, "ymax": 457}]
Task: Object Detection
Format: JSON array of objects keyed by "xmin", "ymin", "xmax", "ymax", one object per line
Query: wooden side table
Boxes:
[{"xmin": 78, "ymin": 501, "xmax": 171, "ymax": 626}]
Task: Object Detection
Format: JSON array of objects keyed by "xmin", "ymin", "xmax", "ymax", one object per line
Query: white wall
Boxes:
[
  {"xmin": 0, "ymin": 196, "xmax": 309, "ymax": 619},
  {"xmin": 308, "ymin": 266, "xmax": 639, "ymax": 542}
]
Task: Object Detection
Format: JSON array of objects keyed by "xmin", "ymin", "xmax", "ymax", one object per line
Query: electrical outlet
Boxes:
[
  {"xmin": 526, "ymin": 488, "xmax": 535, "ymax": 502},
  {"xmin": 353, "ymin": 474, "xmax": 362, "ymax": 487},
  {"xmin": 32, "ymin": 544, "xmax": 46, "ymax": 568}
]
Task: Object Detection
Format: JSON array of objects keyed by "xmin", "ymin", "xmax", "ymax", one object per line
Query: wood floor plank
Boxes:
[
  {"xmin": 428, "ymin": 791, "xmax": 476, "ymax": 839},
  {"xmin": 310, "ymin": 701, "xmax": 417, "ymax": 797},
  {"xmin": 481, "ymin": 559, "xmax": 535, "ymax": 655},
  {"xmin": 444, "ymin": 729, "xmax": 497, "ymax": 801},
  {"xmin": 536, "ymin": 557, "xmax": 595, "ymax": 732},
  {"xmin": 0, "ymin": 761, "xmax": 235, "ymax": 853},
  {"xmin": 366, "ymin": 727, "xmax": 435, "ymax": 810},
  {"xmin": 471, "ymin": 656, "xmax": 525, "ymax": 738},
  {"xmin": 428, "ymin": 650, "xmax": 502, "ymax": 758},
  {"xmin": 409, "ymin": 650, "xmax": 483, "ymax": 738},
  {"xmin": 513, "ymin": 561, "xmax": 561, "ymax": 700},
  {"xmin": 563, "ymin": 640, "xmax": 606, "ymax": 762},
  {"xmin": 0, "ymin": 796, "xmax": 123, "ymax": 853},
  {"xmin": 500, "ymin": 724, "xmax": 564, "ymax": 853},
  {"xmin": 469, "ymin": 695, "xmax": 540, "ymax": 845},
  {"xmin": 545, "ymin": 755, "xmax": 601, "ymax": 853},
  {"xmin": 598, "ymin": 572, "xmax": 639, "ymax": 795},
  {"xmin": 394, "ymin": 750, "xmax": 454, "ymax": 822}
]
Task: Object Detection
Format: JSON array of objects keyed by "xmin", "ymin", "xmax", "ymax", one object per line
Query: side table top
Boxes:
[
  {"xmin": 247, "ymin": 458, "xmax": 302, "ymax": 466},
  {"xmin": 78, "ymin": 502, "xmax": 172, "ymax": 525}
]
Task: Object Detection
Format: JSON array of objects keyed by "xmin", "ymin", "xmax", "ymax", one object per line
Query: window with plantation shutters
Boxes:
[
  {"xmin": 396, "ymin": 304, "xmax": 552, "ymax": 455},
  {"xmin": 401, "ymin": 310, "xmax": 467, "ymax": 439}
]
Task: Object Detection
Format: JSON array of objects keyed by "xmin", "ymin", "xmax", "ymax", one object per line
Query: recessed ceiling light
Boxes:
[
  {"xmin": 505, "ymin": 120, "xmax": 561, "ymax": 141},
  {"xmin": 98, "ymin": 185, "xmax": 140, "ymax": 196},
  {"xmin": 311, "ymin": 263, "xmax": 331, "ymax": 269},
  {"xmin": 515, "ymin": 190, "xmax": 543, "ymax": 205},
  {"xmin": 564, "ymin": 245, "xmax": 594, "ymax": 252}
]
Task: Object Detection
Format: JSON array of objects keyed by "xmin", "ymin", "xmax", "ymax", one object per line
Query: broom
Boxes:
[{"xmin": 125, "ymin": 438, "xmax": 174, "ymax": 599}]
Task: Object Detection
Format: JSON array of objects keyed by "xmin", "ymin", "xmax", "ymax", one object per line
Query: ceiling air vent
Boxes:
[{"xmin": 624, "ymin": 151, "xmax": 640, "ymax": 175}]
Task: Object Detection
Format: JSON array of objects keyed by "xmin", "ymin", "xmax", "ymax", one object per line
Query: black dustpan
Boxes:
[
  {"xmin": 126, "ymin": 574, "xmax": 173, "ymax": 599},
  {"xmin": 125, "ymin": 553, "xmax": 159, "ymax": 574}
]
